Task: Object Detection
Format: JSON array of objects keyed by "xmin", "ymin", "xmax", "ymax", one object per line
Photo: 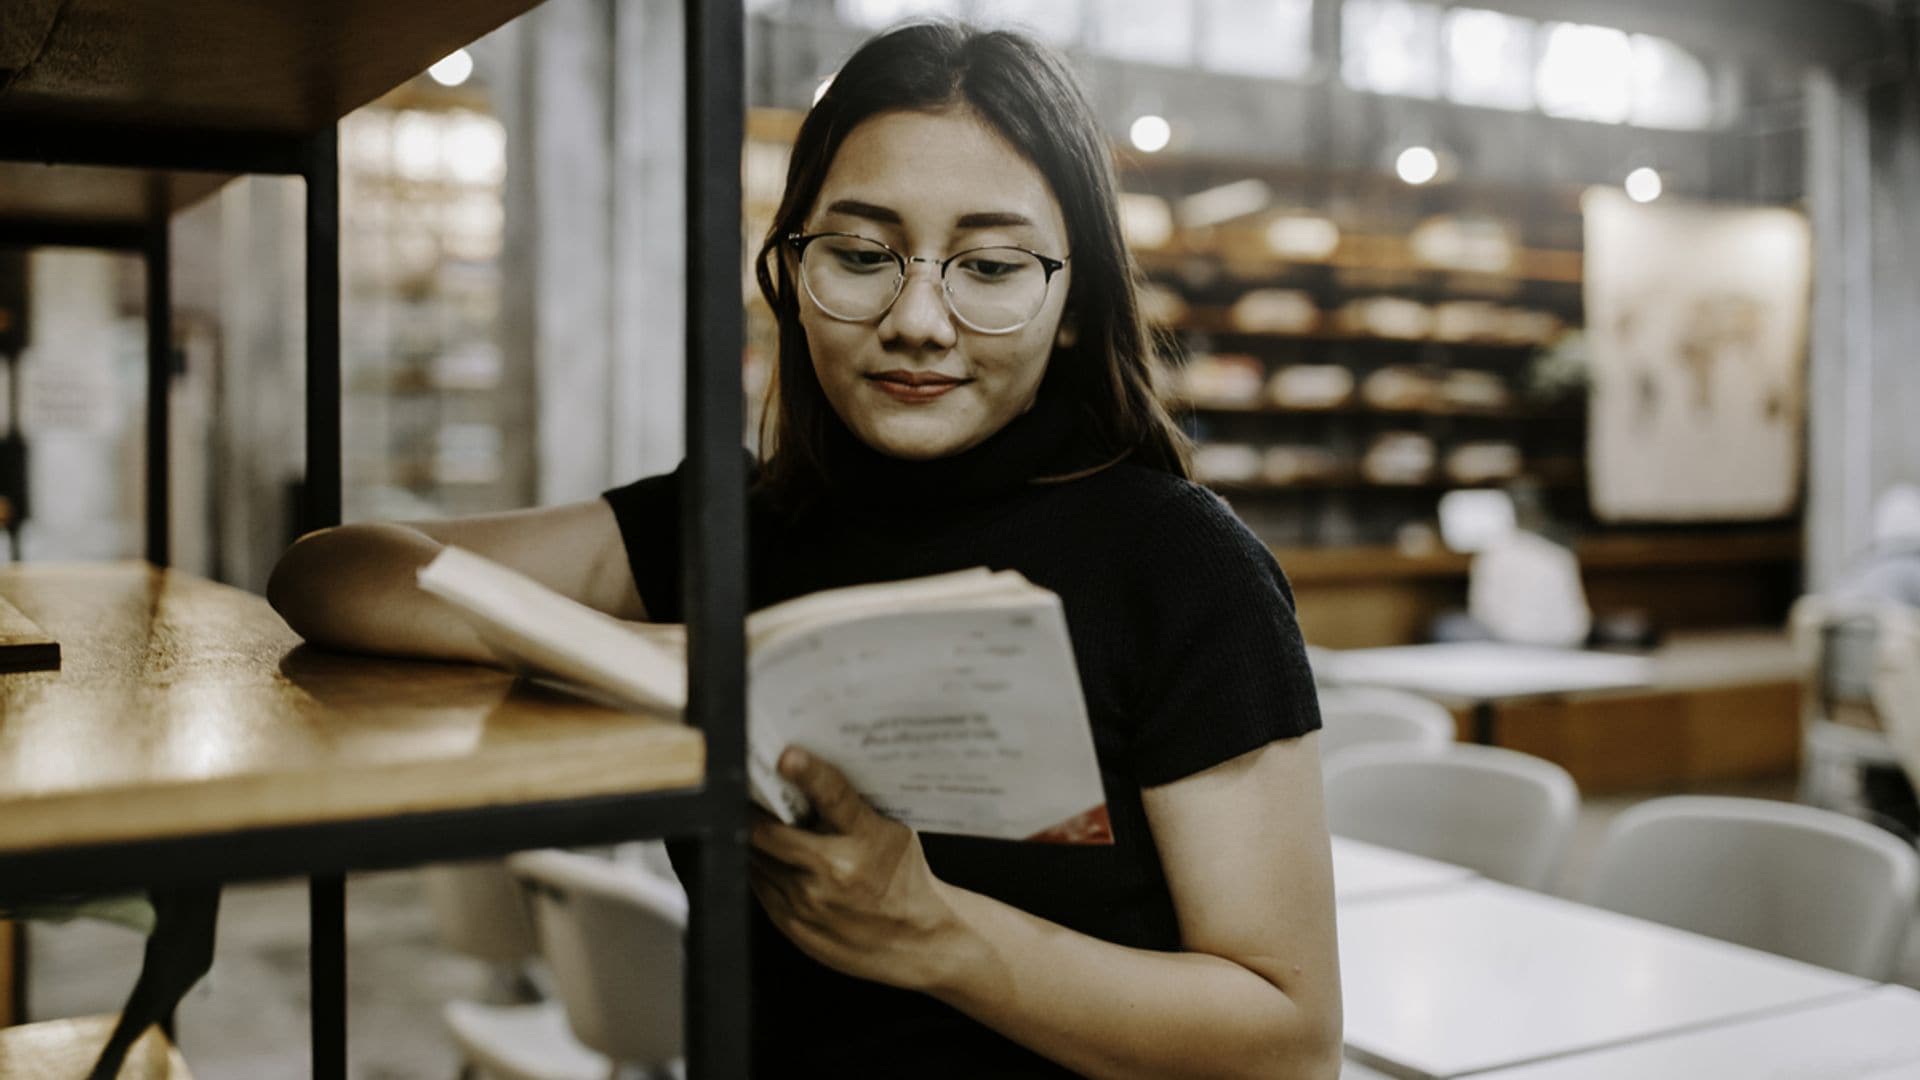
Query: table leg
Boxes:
[
  {"xmin": 310, "ymin": 875, "xmax": 345, "ymax": 1079},
  {"xmin": 88, "ymin": 888, "xmax": 219, "ymax": 1080},
  {"xmin": 1472, "ymin": 701, "xmax": 1497, "ymax": 745}
]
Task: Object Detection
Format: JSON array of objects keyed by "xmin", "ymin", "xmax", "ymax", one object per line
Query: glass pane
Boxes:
[
  {"xmin": 1535, "ymin": 22, "xmax": 1632, "ymax": 123},
  {"xmin": 973, "ymin": 0, "xmax": 1084, "ymax": 46},
  {"xmin": 1088, "ymin": 0, "xmax": 1195, "ymax": 66},
  {"xmin": 1198, "ymin": 0, "xmax": 1315, "ymax": 80},
  {"xmin": 834, "ymin": 0, "xmax": 964, "ymax": 29},
  {"xmin": 1342, "ymin": 0, "xmax": 1442, "ymax": 99},
  {"xmin": 1445, "ymin": 7, "xmax": 1533, "ymax": 111},
  {"xmin": 1631, "ymin": 34, "xmax": 1717, "ymax": 130}
]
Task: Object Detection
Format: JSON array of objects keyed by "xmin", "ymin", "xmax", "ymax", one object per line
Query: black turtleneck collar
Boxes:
[{"xmin": 817, "ymin": 377, "xmax": 1094, "ymax": 521}]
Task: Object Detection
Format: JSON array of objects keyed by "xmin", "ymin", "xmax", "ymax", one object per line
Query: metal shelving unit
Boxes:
[{"xmin": 0, "ymin": 1, "xmax": 751, "ymax": 1075}]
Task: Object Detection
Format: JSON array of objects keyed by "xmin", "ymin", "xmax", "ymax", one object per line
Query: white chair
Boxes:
[
  {"xmin": 1583, "ymin": 795, "xmax": 1920, "ymax": 979},
  {"xmin": 1315, "ymin": 685, "xmax": 1456, "ymax": 761},
  {"xmin": 1321, "ymin": 743, "xmax": 1580, "ymax": 891},
  {"xmin": 445, "ymin": 850, "xmax": 688, "ymax": 1080},
  {"xmin": 1305, "ymin": 644, "xmax": 1340, "ymax": 686},
  {"xmin": 422, "ymin": 861, "xmax": 541, "ymax": 1000}
]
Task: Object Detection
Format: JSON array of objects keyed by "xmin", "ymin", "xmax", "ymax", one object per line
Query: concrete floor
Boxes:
[{"xmin": 24, "ymin": 775, "xmax": 1920, "ymax": 1079}]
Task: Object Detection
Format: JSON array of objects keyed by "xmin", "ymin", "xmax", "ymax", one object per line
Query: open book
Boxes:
[{"xmin": 417, "ymin": 547, "xmax": 1111, "ymax": 844}]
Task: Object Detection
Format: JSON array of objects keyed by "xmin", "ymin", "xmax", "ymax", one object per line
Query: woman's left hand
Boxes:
[{"xmin": 749, "ymin": 747, "xmax": 969, "ymax": 992}]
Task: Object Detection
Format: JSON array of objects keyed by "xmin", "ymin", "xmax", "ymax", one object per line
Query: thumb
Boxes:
[{"xmin": 780, "ymin": 747, "xmax": 873, "ymax": 834}]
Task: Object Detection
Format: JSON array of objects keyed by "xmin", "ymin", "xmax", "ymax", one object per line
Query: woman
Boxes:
[{"xmin": 270, "ymin": 22, "xmax": 1340, "ymax": 1079}]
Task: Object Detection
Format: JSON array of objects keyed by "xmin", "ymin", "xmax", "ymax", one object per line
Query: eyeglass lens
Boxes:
[{"xmin": 800, "ymin": 235, "xmax": 1051, "ymax": 333}]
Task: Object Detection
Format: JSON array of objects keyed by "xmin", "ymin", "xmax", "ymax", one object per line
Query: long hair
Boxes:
[{"xmin": 753, "ymin": 22, "xmax": 1190, "ymax": 506}]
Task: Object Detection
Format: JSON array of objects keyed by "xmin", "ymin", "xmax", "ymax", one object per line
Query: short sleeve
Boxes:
[
  {"xmin": 602, "ymin": 449, "xmax": 762, "ymax": 624},
  {"xmin": 1126, "ymin": 483, "xmax": 1321, "ymax": 787},
  {"xmin": 601, "ymin": 463, "xmax": 687, "ymax": 624}
]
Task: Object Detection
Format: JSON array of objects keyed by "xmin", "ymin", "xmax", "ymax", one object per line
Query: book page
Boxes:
[
  {"xmin": 417, "ymin": 546, "xmax": 687, "ymax": 712},
  {"xmin": 749, "ymin": 595, "xmax": 1110, "ymax": 843},
  {"xmin": 420, "ymin": 548, "xmax": 1108, "ymax": 842},
  {"xmin": 745, "ymin": 567, "xmax": 1020, "ymax": 649}
]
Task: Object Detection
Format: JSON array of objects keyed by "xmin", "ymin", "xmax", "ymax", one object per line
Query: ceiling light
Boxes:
[
  {"xmin": 1625, "ymin": 166, "xmax": 1663, "ymax": 203},
  {"xmin": 1129, "ymin": 115, "xmax": 1172, "ymax": 154},
  {"xmin": 1396, "ymin": 145, "xmax": 1440, "ymax": 185},
  {"xmin": 428, "ymin": 50, "xmax": 474, "ymax": 88}
]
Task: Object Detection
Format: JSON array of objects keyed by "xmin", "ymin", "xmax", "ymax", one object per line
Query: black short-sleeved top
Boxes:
[{"xmin": 602, "ymin": 388, "xmax": 1320, "ymax": 1078}]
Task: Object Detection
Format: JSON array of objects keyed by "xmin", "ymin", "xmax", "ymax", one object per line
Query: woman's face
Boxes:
[{"xmin": 795, "ymin": 107, "xmax": 1072, "ymax": 461}]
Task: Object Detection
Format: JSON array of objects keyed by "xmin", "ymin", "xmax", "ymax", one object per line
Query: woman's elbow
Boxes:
[
  {"xmin": 266, "ymin": 528, "xmax": 336, "ymax": 638},
  {"xmin": 1245, "ymin": 993, "xmax": 1342, "ymax": 1080}
]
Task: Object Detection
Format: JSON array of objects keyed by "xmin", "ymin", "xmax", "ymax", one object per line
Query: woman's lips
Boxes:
[{"xmin": 865, "ymin": 372, "xmax": 969, "ymax": 404}]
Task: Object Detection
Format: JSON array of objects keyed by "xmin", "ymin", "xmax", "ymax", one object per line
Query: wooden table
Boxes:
[
  {"xmin": 1322, "ymin": 642, "xmax": 1653, "ymax": 744},
  {"xmin": 1469, "ymin": 985, "xmax": 1920, "ymax": 1079},
  {"xmin": 1331, "ymin": 836, "xmax": 1476, "ymax": 903},
  {"xmin": 1323, "ymin": 632, "xmax": 1805, "ymax": 791},
  {"xmin": 0, "ymin": 564, "xmax": 703, "ymax": 863},
  {"xmin": 1337, "ymin": 879, "xmax": 1870, "ymax": 1079},
  {"xmin": 0, "ymin": 564, "xmax": 706, "ymax": 1069}
]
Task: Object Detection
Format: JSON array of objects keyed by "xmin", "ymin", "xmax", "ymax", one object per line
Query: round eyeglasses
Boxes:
[{"xmin": 787, "ymin": 232, "xmax": 1069, "ymax": 335}]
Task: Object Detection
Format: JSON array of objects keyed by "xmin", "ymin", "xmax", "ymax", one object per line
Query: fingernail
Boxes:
[{"xmin": 781, "ymin": 747, "xmax": 809, "ymax": 771}]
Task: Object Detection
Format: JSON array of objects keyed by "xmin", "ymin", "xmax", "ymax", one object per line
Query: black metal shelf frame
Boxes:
[{"xmin": 0, "ymin": 2, "xmax": 752, "ymax": 1077}]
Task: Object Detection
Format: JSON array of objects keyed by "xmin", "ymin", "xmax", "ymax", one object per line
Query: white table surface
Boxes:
[
  {"xmin": 1470, "ymin": 985, "xmax": 1920, "ymax": 1079},
  {"xmin": 1325, "ymin": 642, "xmax": 1653, "ymax": 701},
  {"xmin": 1338, "ymin": 879, "xmax": 1870, "ymax": 1080},
  {"xmin": 1332, "ymin": 836, "xmax": 1477, "ymax": 902}
]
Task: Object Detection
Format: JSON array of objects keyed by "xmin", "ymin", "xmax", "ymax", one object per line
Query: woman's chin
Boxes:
[{"xmin": 858, "ymin": 416, "xmax": 982, "ymax": 461}]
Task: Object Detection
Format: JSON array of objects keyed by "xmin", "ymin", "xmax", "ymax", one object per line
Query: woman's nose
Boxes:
[{"xmin": 878, "ymin": 265, "xmax": 958, "ymax": 350}]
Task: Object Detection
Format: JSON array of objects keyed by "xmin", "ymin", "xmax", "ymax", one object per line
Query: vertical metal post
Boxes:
[
  {"xmin": 304, "ymin": 125, "xmax": 347, "ymax": 1080},
  {"xmin": 305, "ymin": 127, "xmax": 342, "ymax": 534},
  {"xmin": 309, "ymin": 874, "xmax": 346, "ymax": 1080},
  {"xmin": 144, "ymin": 186, "xmax": 171, "ymax": 567},
  {"xmin": 683, "ymin": 1, "xmax": 750, "ymax": 1077}
]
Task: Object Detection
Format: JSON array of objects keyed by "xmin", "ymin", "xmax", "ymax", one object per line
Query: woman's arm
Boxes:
[
  {"xmin": 266, "ymin": 498, "xmax": 646, "ymax": 663},
  {"xmin": 750, "ymin": 735, "xmax": 1343, "ymax": 1080}
]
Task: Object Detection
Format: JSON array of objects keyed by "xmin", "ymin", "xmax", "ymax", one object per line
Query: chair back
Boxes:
[
  {"xmin": 1584, "ymin": 795, "xmax": 1920, "ymax": 979},
  {"xmin": 1322, "ymin": 743, "xmax": 1579, "ymax": 890},
  {"xmin": 1316, "ymin": 686, "xmax": 1456, "ymax": 761},
  {"xmin": 509, "ymin": 849, "xmax": 688, "ymax": 1068},
  {"xmin": 421, "ymin": 861, "xmax": 538, "ymax": 964},
  {"xmin": 1820, "ymin": 615, "xmax": 1881, "ymax": 709}
]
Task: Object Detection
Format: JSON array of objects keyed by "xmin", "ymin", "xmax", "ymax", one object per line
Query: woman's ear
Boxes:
[{"xmin": 1054, "ymin": 311, "xmax": 1079, "ymax": 349}]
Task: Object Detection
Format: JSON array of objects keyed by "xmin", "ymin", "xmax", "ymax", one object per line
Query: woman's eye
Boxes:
[
  {"xmin": 829, "ymin": 246, "xmax": 894, "ymax": 272},
  {"xmin": 959, "ymin": 257, "xmax": 1022, "ymax": 280}
]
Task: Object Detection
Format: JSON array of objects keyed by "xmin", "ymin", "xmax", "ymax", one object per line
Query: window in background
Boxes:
[
  {"xmin": 834, "ymin": 0, "xmax": 963, "ymax": 29},
  {"xmin": 1535, "ymin": 22, "xmax": 1634, "ymax": 123},
  {"xmin": 1631, "ymin": 34, "xmax": 1717, "ymax": 129},
  {"xmin": 1088, "ymin": 0, "xmax": 1195, "ymax": 66},
  {"xmin": 972, "ymin": 0, "xmax": 1083, "ymax": 46},
  {"xmin": 1342, "ymin": 0, "xmax": 1443, "ymax": 99},
  {"xmin": 1198, "ymin": 0, "xmax": 1315, "ymax": 80},
  {"xmin": 341, "ymin": 99, "xmax": 512, "ymax": 521},
  {"xmin": 1444, "ymin": 7, "xmax": 1534, "ymax": 111}
]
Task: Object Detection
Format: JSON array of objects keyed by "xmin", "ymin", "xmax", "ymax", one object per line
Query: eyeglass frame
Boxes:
[{"xmin": 784, "ymin": 231, "xmax": 1070, "ymax": 335}]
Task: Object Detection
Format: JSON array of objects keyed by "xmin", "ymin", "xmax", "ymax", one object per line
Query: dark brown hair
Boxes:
[{"xmin": 753, "ymin": 21, "xmax": 1190, "ymax": 505}]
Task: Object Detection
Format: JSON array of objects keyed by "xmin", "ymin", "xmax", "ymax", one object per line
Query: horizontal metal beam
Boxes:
[
  {"xmin": 0, "ymin": 787, "xmax": 731, "ymax": 900},
  {"xmin": 0, "ymin": 119, "xmax": 308, "ymax": 175},
  {"xmin": 1461, "ymin": 0, "xmax": 1897, "ymax": 70},
  {"xmin": 0, "ymin": 220, "xmax": 147, "ymax": 251}
]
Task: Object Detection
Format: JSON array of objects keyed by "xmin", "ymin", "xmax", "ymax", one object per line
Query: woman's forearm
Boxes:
[
  {"xmin": 266, "ymin": 523, "xmax": 499, "ymax": 664},
  {"xmin": 924, "ymin": 882, "xmax": 1341, "ymax": 1080}
]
